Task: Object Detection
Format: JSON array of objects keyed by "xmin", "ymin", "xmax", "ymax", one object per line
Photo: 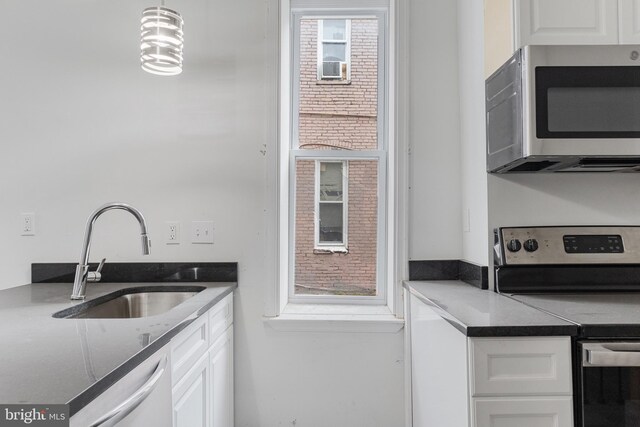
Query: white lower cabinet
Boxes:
[
  {"xmin": 468, "ymin": 337, "xmax": 573, "ymax": 427},
  {"xmin": 472, "ymin": 397, "xmax": 574, "ymax": 427},
  {"xmin": 172, "ymin": 324, "xmax": 233, "ymax": 427},
  {"xmin": 210, "ymin": 326, "xmax": 234, "ymax": 427},
  {"xmin": 172, "ymin": 352, "xmax": 210, "ymax": 427},
  {"xmin": 408, "ymin": 294, "xmax": 573, "ymax": 427},
  {"xmin": 469, "ymin": 337, "xmax": 573, "ymax": 397},
  {"xmin": 409, "ymin": 292, "xmax": 469, "ymax": 426},
  {"xmin": 70, "ymin": 293, "xmax": 234, "ymax": 427},
  {"xmin": 171, "ymin": 293, "xmax": 234, "ymax": 427}
]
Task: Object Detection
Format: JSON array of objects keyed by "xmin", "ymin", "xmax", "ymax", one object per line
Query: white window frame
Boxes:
[
  {"xmin": 289, "ymin": 9, "xmax": 387, "ymax": 305},
  {"xmin": 317, "ymin": 19, "xmax": 352, "ymax": 80},
  {"xmin": 315, "ymin": 160, "xmax": 349, "ymax": 251},
  {"xmin": 264, "ymin": 0, "xmax": 409, "ymax": 329}
]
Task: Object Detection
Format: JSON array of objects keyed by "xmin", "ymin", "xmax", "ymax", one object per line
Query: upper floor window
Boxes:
[{"xmin": 318, "ymin": 19, "xmax": 351, "ymax": 81}]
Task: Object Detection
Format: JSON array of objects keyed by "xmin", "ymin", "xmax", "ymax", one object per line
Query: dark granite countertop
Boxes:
[
  {"xmin": 404, "ymin": 280, "xmax": 578, "ymax": 337},
  {"xmin": 0, "ymin": 281, "xmax": 236, "ymax": 415},
  {"xmin": 509, "ymin": 293, "xmax": 640, "ymax": 338}
]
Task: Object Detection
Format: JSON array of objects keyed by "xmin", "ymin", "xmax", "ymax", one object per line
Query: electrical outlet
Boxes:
[
  {"xmin": 21, "ymin": 213, "xmax": 35, "ymax": 236},
  {"xmin": 165, "ymin": 222, "xmax": 181, "ymax": 245},
  {"xmin": 191, "ymin": 221, "xmax": 214, "ymax": 244}
]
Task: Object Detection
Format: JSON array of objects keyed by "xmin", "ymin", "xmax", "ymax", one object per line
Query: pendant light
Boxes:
[{"xmin": 140, "ymin": 3, "xmax": 184, "ymax": 76}]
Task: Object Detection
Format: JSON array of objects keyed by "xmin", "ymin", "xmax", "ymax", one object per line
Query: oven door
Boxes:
[{"xmin": 581, "ymin": 342, "xmax": 640, "ymax": 426}]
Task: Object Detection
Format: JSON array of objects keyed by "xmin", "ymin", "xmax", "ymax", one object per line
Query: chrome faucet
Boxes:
[{"xmin": 71, "ymin": 203, "xmax": 151, "ymax": 300}]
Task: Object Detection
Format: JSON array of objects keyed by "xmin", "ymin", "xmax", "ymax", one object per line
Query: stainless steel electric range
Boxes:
[{"xmin": 495, "ymin": 226, "xmax": 640, "ymax": 427}]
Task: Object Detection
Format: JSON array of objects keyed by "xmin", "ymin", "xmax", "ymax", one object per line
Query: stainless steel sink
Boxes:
[{"xmin": 53, "ymin": 287, "xmax": 205, "ymax": 319}]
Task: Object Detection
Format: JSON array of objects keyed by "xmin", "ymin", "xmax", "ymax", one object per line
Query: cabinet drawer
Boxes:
[
  {"xmin": 472, "ymin": 396, "xmax": 573, "ymax": 427},
  {"xmin": 470, "ymin": 337, "xmax": 572, "ymax": 396},
  {"xmin": 171, "ymin": 315, "xmax": 209, "ymax": 385},
  {"xmin": 209, "ymin": 293, "xmax": 233, "ymax": 344}
]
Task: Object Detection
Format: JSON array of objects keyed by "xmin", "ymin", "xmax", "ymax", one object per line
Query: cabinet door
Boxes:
[
  {"xmin": 210, "ymin": 326, "xmax": 233, "ymax": 427},
  {"xmin": 173, "ymin": 352, "xmax": 209, "ymax": 427},
  {"xmin": 473, "ymin": 397, "xmax": 573, "ymax": 427},
  {"xmin": 619, "ymin": 0, "xmax": 640, "ymax": 43},
  {"xmin": 516, "ymin": 0, "xmax": 619, "ymax": 46}
]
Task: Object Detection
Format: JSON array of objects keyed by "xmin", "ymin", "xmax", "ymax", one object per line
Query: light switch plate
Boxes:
[{"xmin": 191, "ymin": 221, "xmax": 214, "ymax": 244}]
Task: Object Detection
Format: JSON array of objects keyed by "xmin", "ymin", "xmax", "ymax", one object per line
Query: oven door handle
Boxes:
[{"xmin": 583, "ymin": 343, "xmax": 640, "ymax": 367}]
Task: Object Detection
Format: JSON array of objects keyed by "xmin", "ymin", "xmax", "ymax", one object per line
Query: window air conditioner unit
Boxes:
[{"xmin": 322, "ymin": 61, "xmax": 346, "ymax": 80}]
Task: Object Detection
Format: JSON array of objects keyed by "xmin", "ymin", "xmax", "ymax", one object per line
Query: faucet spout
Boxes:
[
  {"xmin": 141, "ymin": 234, "xmax": 151, "ymax": 255},
  {"xmin": 71, "ymin": 203, "xmax": 150, "ymax": 300}
]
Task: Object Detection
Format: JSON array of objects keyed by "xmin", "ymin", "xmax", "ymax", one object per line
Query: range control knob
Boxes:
[
  {"xmin": 523, "ymin": 239, "xmax": 539, "ymax": 252},
  {"xmin": 506, "ymin": 239, "xmax": 522, "ymax": 252}
]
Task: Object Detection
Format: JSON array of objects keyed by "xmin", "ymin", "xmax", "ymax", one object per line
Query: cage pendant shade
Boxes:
[{"xmin": 141, "ymin": 6, "xmax": 184, "ymax": 76}]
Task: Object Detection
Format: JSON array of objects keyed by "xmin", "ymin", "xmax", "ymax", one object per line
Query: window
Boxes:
[
  {"xmin": 316, "ymin": 161, "xmax": 348, "ymax": 249},
  {"xmin": 267, "ymin": 0, "xmax": 406, "ymax": 325},
  {"xmin": 289, "ymin": 11, "xmax": 387, "ymax": 303},
  {"xmin": 318, "ymin": 19, "xmax": 351, "ymax": 80}
]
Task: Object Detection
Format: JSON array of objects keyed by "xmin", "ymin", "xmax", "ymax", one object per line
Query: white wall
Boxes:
[
  {"xmin": 408, "ymin": 0, "xmax": 463, "ymax": 261},
  {"xmin": 457, "ymin": 0, "xmax": 490, "ymax": 266},
  {"xmin": 0, "ymin": 0, "xmax": 266, "ymax": 285},
  {"xmin": 0, "ymin": 1, "xmax": 406, "ymax": 426}
]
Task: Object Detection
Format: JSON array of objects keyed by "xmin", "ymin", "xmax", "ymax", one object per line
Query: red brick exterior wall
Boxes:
[{"xmin": 294, "ymin": 19, "xmax": 379, "ymax": 295}]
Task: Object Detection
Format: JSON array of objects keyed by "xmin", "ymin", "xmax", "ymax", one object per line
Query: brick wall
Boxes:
[
  {"xmin": 294, "ymin": 18, "xmax": 379, "ymax": 295},
  {"xmin": 298, "ymin": 19, "xmax": 378, "ymax": 150}
]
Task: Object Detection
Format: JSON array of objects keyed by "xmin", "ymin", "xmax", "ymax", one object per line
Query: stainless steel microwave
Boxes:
[{"xmin": 486, "ymin": 45, "xmax": 640, "ymax": 173}]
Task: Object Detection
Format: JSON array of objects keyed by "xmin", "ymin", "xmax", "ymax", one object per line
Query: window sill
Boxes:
[
  {"xmin": 316, "ymin": 80, "xmax": 352, "ymax": 85},
  {"xmin": 264, "ymin": 304, "xmax": 404, "ymax": 333},
  {"xmin": 313, "ymin": 247, "xmax": 349, "ymax": 254}
]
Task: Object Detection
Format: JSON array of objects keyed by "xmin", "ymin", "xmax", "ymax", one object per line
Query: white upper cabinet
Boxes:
[
  {"xmin": 516, "ymin": 0, "xmax": 619, "ymax": 45},
  {"xmin": 484, "ymin": 0, "xmax": 640, "ymax": 76},
  {"xmin": 619, "ymin": 0, "xmax": 640, "ymax": 43}
]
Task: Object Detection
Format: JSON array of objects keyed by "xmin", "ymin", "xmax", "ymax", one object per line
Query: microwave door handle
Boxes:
[{"xmin": 585, "ymin": 347, "xmax": 640, "ymax": 367}]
